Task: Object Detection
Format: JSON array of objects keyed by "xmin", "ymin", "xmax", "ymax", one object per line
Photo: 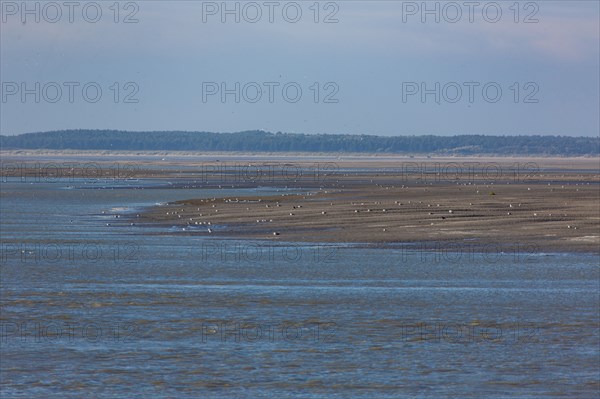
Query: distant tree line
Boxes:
[{"xmin": 1, "ymin": 130, "xmax": 598, "ymax": 156}]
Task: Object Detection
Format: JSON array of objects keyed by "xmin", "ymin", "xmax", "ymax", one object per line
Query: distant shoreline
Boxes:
[
  {"xmin": 2, "ymin": 130, "xmax": 598, "ymax": 156},
  {"xmin": 1, "ymin": 149, "xmax": 598, "ymax": 161}
]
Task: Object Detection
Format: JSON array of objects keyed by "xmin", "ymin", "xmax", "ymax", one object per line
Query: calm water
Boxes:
[{"xmin": 1, "ymin": 178, "xmax": 599, "ymax": 398}]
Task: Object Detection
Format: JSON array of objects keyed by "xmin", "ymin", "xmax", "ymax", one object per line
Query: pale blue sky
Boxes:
[{"xmin": 1, "ymin": 0, "xmax": 599, "ymax": 136}]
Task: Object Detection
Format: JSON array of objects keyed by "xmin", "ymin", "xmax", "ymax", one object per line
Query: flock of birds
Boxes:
[{"xmin": 135, "ymin": 181, "xmax": 583, "ymax": 236}]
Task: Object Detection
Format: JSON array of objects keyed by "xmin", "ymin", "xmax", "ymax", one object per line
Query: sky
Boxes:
[{"xmin": 1, "ymin": 0, "xmax": 599, "ymax": 136}]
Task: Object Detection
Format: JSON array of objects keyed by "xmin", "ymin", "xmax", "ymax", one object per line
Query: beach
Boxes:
[
  {"xmin": 63, "ymin": 153, "xmax": 597, "ymax": 254},
  {"xmin": 2, "ymin": 152, "xmax": 598, "ymax": 252}
]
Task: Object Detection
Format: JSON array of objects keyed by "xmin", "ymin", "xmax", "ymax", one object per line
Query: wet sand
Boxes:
[
  {"xmin": 128, "ymin": 156, "xmax": 600, "ymax": 253},
  {"xmin": 2, "ymin": 152, "xmax": 598, "ymax": 252}
]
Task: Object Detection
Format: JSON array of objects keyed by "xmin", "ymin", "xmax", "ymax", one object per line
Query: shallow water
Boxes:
[{"xmin": 1, "ymin": 178, "xmax": 598, "ymax": 398}]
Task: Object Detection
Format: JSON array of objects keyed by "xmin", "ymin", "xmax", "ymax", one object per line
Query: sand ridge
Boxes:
[{"xmin": 136, "ymin": 158, "xmax": 599, "ymax": 254}]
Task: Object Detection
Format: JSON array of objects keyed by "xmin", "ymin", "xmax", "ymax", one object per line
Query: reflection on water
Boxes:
[{"xmin": 1, "ymin": 178, "xmax": 599, "ymax": 398}]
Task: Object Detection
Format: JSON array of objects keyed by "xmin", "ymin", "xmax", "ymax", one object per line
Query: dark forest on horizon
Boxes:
[{"xmin": 1, "ymin": 130, "xmax": 598, "ymax": 156}]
